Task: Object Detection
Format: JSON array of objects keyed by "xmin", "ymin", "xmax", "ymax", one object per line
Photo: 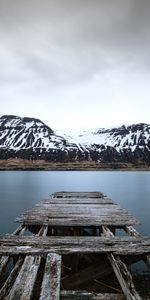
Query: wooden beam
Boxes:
[
  {"xmin": 12, "ymin": 225, "xmax": 27, "ymax": 236},
  {"xmin": 102, "ymin": 226, "xmax": 114, "ymax": 237},
  {"xmin": 102, "ymin": 226, "xmax": 141, "ymax": 300},
  {"xmin": 0, "ymin": 257, "xmax": 24, "ymax": 299},
  {"xmin": 40, "ymin": 253, "xmax": 61, "ymax": 300},
  {"xmin": 108, "ymin": 254, "xmax": 141, "ymax": 300},
  {"xmin": 124, "ymin": 226, "xmax": 141, "ymax": 238},
  {"xmin": 0, "ymin": 256, "xmax": 10, "ymax": 277},
  {"xmin": 36, "ymin": 225, "xmax": 48, "ymax": 237}
]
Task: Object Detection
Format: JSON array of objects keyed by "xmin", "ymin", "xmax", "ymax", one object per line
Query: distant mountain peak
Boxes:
[{"xmin": 0, "ymin": 115, "xmax": 149, "ymax": 164}]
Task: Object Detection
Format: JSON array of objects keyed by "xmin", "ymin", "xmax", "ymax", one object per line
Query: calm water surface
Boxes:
[
  {"xmin": 0, "ymin": 171, "xmax": 149, "ymax": 236},
  {"xmin": 0, "ymin": 171, "xmax": 150, "ymax": 273}
]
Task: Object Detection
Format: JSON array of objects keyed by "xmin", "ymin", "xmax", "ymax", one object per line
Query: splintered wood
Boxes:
[{"xmin": 0, "ymin": 191, "xmax": 149, "ymax": 300}]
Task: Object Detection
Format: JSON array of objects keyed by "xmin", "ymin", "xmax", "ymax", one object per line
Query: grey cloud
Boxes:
[{"xmin": 0, "ymin": 0, "xmax": 150, "ymax": 127}]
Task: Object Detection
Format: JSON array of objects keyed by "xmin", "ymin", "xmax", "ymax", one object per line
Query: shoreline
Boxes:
[{"xmin": 0, "ymin": 159, "xmax": 149, "ymax": 171}]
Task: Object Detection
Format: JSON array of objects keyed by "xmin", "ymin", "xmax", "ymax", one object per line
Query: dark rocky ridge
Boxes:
[{"xmin": 0, "ymin": 115, "xmax": 149, "ymax": 164}]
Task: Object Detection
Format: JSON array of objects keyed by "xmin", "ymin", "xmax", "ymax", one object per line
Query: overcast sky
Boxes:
[{"xmin": 0, "ymin": 0, "xmax": 150, "ymax": 130}]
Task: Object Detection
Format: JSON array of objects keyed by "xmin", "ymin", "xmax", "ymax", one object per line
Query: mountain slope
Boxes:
[
  {"xmin": 57, "ymin": 124, "xmax": 150, "ymax": 151},
  {"xmin": 56, "ymin": 124, "xmax": 150, "ymax": 164},
  {"xmin": 0, "ymin": 115, "xmax": 149, "ymax": 164},
  {"xmin": 0, "ymin": 115, "xmax": 88, "ymax": 161}
]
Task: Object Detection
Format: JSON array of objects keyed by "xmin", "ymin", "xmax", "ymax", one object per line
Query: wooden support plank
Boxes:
[
  {"xmin": 0, "ymin": 256, "xmax": 10, "ymax": 277},
  {"xmin": 7, "ymin": 255, "xmax": 41, "ymax": 300},
  {"xmin": 124, "ymin": 226, "xmax": 141, "ymax": 237},
  {"xmin": 40, "ymin": 253, "xmax": 61, "ymax": 300},
  {"xmin": 108, "ymin": 254, "xmax": 141, "ymax": 300},
  {"xmin": 0, "ymin": 257, "xmax": 24, "ymax": 299},
  {"xmin": 12, "ymin": 225, "xmax": 27, "ymax": 236},
  {"xmin": 102, "ymin": 226, "xmax": 114, "ymax": 237},
  {"xmin": 61, "ymin": 291, "xmax": 126, "ymax": 300},
  {"xmin": 102, "ymin": 226, "xmax": 141, "ymax": 300},
  {"xmin": 36, "ymin": 225, "xmax": 48, "ymax": 237}
]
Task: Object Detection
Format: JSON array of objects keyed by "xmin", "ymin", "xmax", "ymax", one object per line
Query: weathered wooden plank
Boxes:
[
  {"xmin": 61, "ymin": 291, "xmax": 126, "ymax": 300},
  {"xmin": 0, "ymin": 257, "xmax": 24, "ymax": 299},
  {"xmin": 40, "ymin": 253, "xmax": 61, "ymax": 300},
  {"xmin": 0, "ymin": 256, "xmax": 10, "ymax": 277},
  {"xmin": 52, "ymin": 191, "xmax": 104, "ymax": 198},
  {"xmin": 18, "ymin": 218, "xmax": 139, "ymax": 227},
  {"xmin": 0, "ymin": 236, "xmax": 149, "ymax": 256},
  {"xmin": 37, "ymin": 198, "xmax": 113, "ymax": 204},
  {"xmin": 7, "ymin": 255, "xmax": 41, "ymax": 300},
  {"xmin": 34, "ymin": 201, "xmax": 115, "ymax": 210},
  {"xmin": 18, "ymin": 203, "xmax": 130, "ymax": 212},
  {"xmin": 19, "ymin": 205, "xmax": 127, "ymax": 217},
  {"xmin": 19, "ymin": 206, "xmax": 124, "ymax": 216}
]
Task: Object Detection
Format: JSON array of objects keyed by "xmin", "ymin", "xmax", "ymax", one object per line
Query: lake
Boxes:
[
  {"xmin": 0, "ymin": 170, "xmax": 150, "ymax": 234},
  {"xmin": 0, "ymin": 170, "xmax": 150, "ymax": 273}
]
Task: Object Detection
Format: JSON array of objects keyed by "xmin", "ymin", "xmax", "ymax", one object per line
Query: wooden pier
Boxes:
[{"xmin": 0, "ymin": 191, "xmax": 149, "ymax": 299}]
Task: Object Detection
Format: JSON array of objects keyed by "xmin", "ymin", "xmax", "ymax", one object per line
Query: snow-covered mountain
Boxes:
[
  {"xmin": 57, "ymin": 123, "xmax": 150, "ymax": 151},
  {"xmin": 0, "ymin": 115, "xmax": 88, "ymax": 161},
  {"xmin": 0, "ymin": 115, "xmax": 149, "ymax": 164}
]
